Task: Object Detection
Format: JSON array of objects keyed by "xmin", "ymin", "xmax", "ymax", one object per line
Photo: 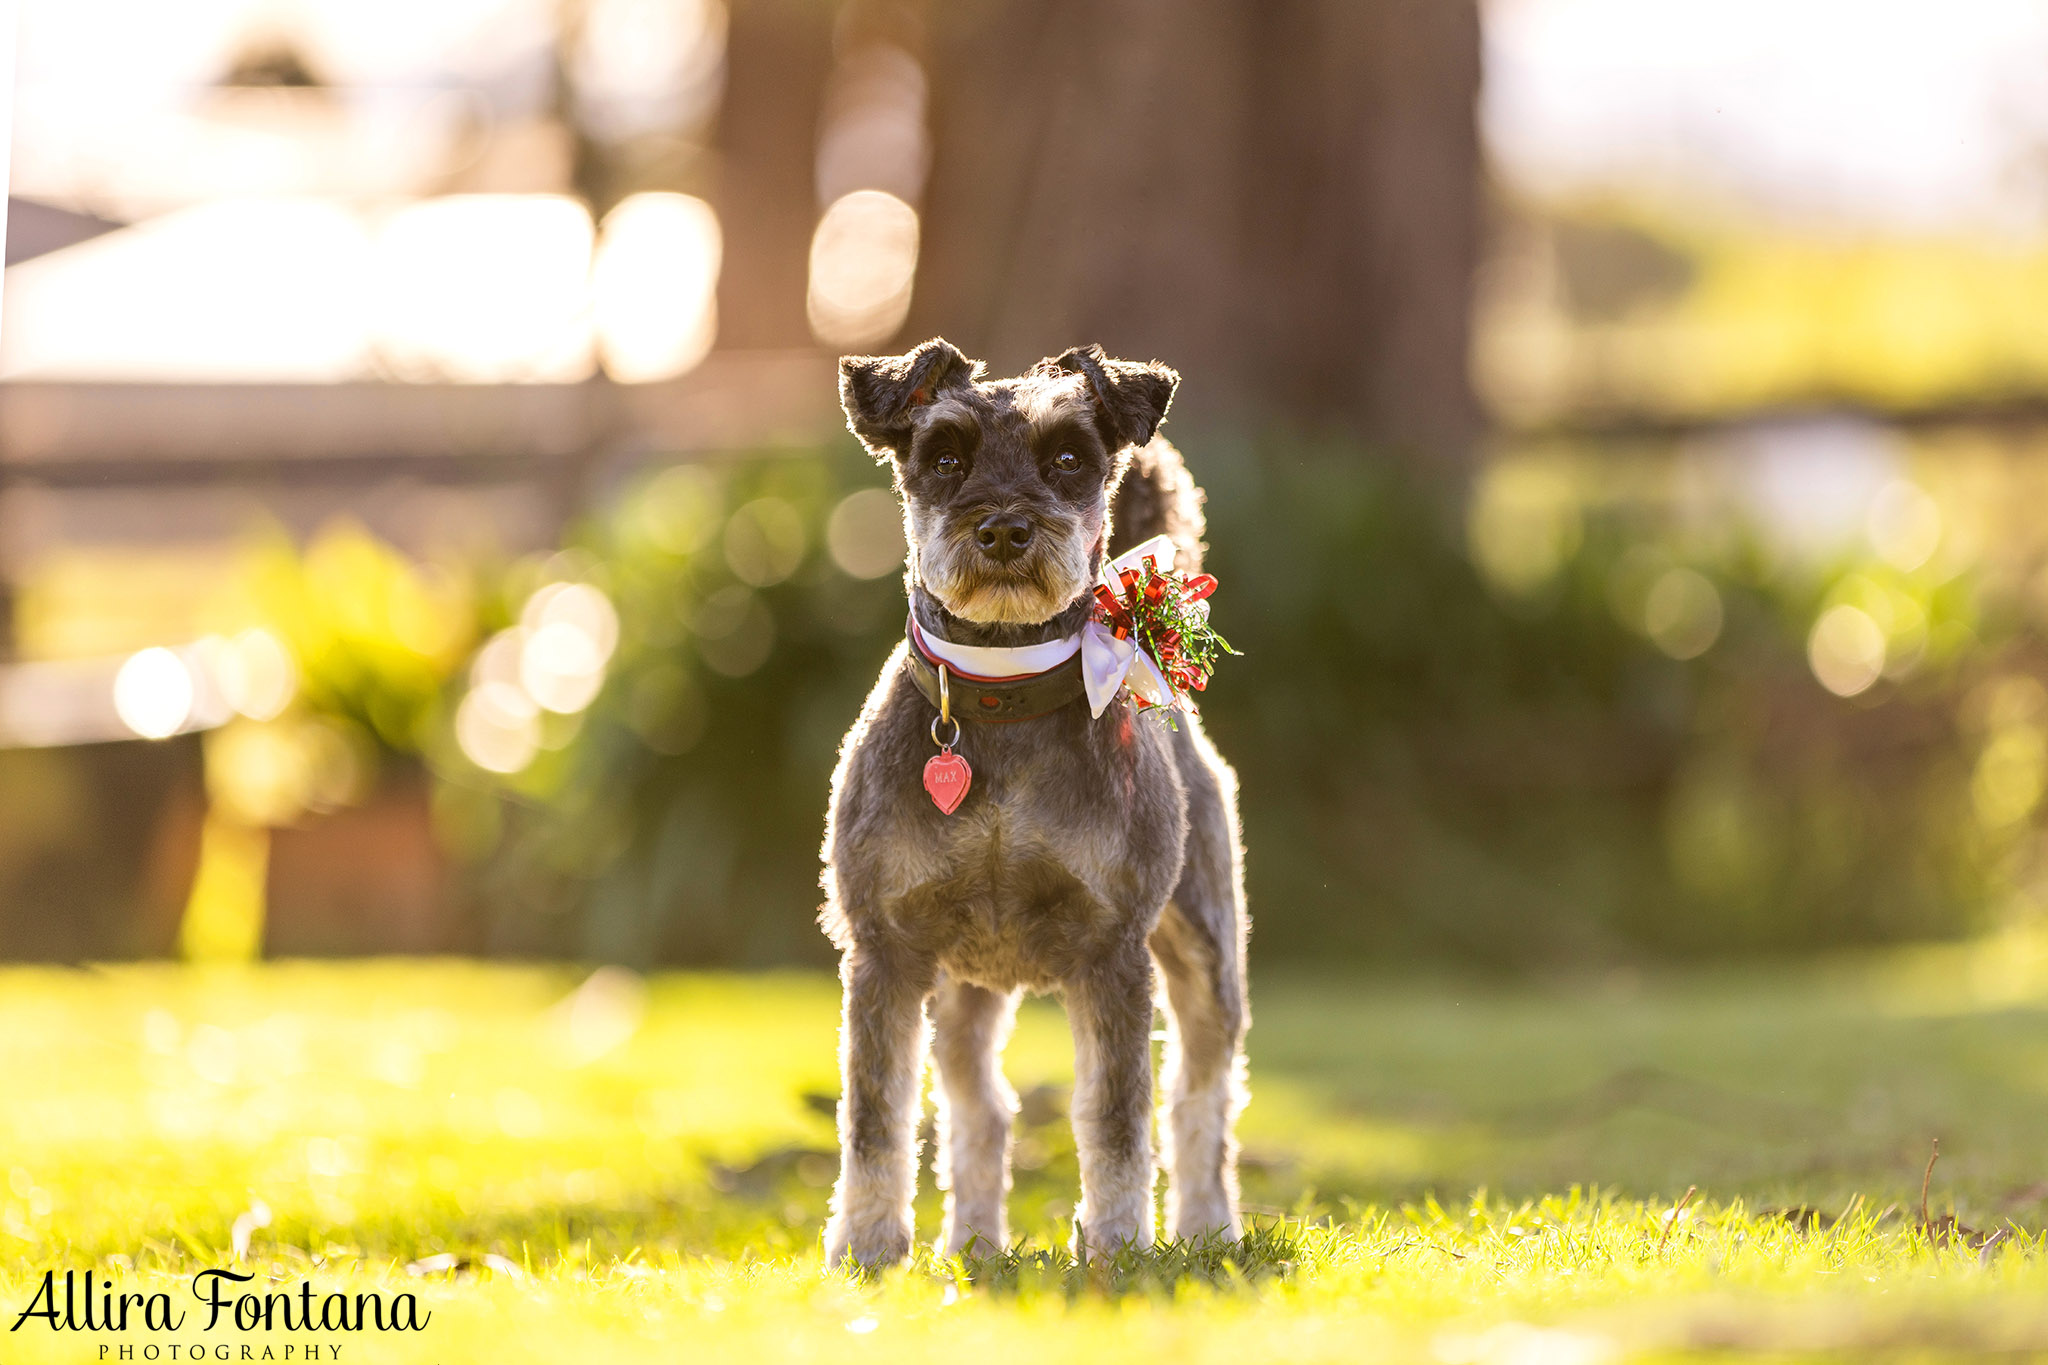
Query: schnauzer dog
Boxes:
[{"xmin": 818, "ymin": 337, "xmax": 1250, "ymax": 1267}]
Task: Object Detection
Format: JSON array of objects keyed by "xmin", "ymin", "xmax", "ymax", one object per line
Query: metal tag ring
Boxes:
[{"xmin": 930, "ymin": 657, "xmax": 960, "ymax": 748}]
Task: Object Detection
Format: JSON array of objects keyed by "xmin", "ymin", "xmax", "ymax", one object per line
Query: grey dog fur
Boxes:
[{"xmin": 818, "ymin": 338, "xmax": 1251, "ymax": 1267}]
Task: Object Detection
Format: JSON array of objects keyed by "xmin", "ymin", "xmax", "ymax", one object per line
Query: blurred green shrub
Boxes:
[
  {"xmin": 1201, "ymin": 441, "xmax": 2015, "ymax": 964},
  {"xmin": 435, "ymin": 450, "xmax": 907, "ymax": 965},
  {"xmin": 404, "ymin": 434, "xmax": 2048, "ymax": 969},
  {"xmin": 251, "ymin": 521, "xmax": 481, "ymax": 753},
  {"xmin": 199, "ymin": 524, "xmax": 487, "ymax": 830}
]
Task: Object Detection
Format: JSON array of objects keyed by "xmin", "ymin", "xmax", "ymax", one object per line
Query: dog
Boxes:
[{"xmin": 818, "ymin": 337, "xmax": 1250, "ymax": 1267}]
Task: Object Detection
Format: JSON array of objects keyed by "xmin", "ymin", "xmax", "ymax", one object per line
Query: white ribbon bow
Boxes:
[
  {"xmin": 910, "ymin": 534, "xmax": 1183, "ymax": 720},
  {"xmin": 1080, "ymin": 534, "xmax": 1180, "ymax": 718}
]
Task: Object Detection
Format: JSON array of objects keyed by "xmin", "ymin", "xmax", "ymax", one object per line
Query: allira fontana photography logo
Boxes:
[{"xmin": 12, "ymin": 1268, "xmax": 432, "ymax": 1360}]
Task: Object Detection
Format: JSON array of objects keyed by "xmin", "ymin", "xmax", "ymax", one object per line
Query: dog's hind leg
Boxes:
[
  {"xmin": 1151, "ymin": 901, "xmax": 1247, "ymax": 1240},
  {"xmin": 1151, "ymin": 724, "xmax": 1250, "ymax": 1242},
  {"xmin": 823, "ymin": 944, "xmax": 934, "ymax": 1269},
  {"xmin": 930, "ymin": 972, "xmax": 1020, "ymax": 1257},
  {"xmin": 1065, "ymin": 942, "xmax": 1158, "ymax": 1255}
]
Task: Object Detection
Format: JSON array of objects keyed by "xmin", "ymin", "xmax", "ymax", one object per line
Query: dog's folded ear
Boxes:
[
  {"xmin": 839, "ymin": 338, "xmax": 979, "ymax": 459},
  {"xmin": 1048, "ymin": 344, "xmax": 1179, "ymax": 450}
]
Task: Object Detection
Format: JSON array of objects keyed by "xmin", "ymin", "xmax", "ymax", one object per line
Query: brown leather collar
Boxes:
[{"xmin": 902, "ymin": 616, "xmax": 1088, "ymax": 723}]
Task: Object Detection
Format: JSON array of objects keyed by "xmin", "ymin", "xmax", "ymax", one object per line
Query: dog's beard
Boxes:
[{"xmin": 912, "ymin": 513, "xmax": 1096, "ymax": 626}]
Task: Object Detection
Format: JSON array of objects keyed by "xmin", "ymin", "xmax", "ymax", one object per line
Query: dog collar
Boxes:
[
  {"xmin": 903, "ymin": 536, "xmax": 1188, "ymax": 723},
  {"xmin": 903, "ymin": 616, "xmax": 1089, "ymax": 723}
]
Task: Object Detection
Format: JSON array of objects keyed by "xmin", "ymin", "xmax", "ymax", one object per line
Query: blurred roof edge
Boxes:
[
  {"xmin": 0, "ymin": 351, "xmax": 841, "ymax": 485},
  {"xmin": 6, "ymin": 198, "xmax": 125, "ymax": 267}
]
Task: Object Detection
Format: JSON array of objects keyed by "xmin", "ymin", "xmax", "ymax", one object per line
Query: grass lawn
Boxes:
[{"xmin": 5, "ymin": 936, "xmax": 2048, "ymax": 1362}]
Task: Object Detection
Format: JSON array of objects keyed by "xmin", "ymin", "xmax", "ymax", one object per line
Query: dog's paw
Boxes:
[
  {"xmin": 1165, "ymin": 1196, "xmax": 1242, "ymax": 1243},
  {"xmin": 1070, "ymin": 1180, "xmax": 1156, "ymax": 1259},
  {"xmin": 1068, "ymin": 1210, "xmax": 1153, "ymax": 1260},
  {"xmin": 822, "ymin": 1211, "xmax": 914, "ymax": 1272},
  {"xmin": 939, "ymin": 1216, "xmax": 1007, "ymax": 1260}
]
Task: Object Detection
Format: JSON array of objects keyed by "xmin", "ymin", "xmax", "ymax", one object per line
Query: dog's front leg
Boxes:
[
  {"xmin": 824, "ymin": 943, "xmax": 933, "ymax": 1270},
  {"xmin": 932, "ymin": 973, "xmax": 1020, "ymax": 1257},
  {"xmin": 1065, "ymin": 943, "xmax": 1157, "ymax": 1256}
]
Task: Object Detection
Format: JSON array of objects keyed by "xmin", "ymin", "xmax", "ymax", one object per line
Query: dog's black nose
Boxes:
[{"xmin": 975, "ymin": 512, "xmax": 1034, "ymax": 562}]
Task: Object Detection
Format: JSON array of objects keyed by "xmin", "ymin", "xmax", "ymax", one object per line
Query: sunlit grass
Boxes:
[{"xmin": 3, "ymin": 952, "xmax": 2047, "ymax": 1361}]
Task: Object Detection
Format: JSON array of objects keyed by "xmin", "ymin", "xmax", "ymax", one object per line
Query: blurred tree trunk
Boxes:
[
  {"xmin": 905, "ymin": 0, "xmax": 1482, "ymax": 466},
  {"xmin": 712, "ymin": 0, "xmax": 837, "ymax": 350}
]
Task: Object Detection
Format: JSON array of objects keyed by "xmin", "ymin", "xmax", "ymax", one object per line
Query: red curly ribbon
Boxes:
[{"xmin": 1090, "ymin": 556, "xmax": 1231, "ymax": 712}]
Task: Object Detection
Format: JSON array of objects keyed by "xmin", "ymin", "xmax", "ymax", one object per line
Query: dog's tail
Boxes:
[{"xmin": 1108, "ymin": 436, "xmax": 1206, "ymax": 576}]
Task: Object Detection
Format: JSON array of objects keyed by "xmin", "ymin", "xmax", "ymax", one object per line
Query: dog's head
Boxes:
[{"xmin": 839, "ymin": 338, "xmax": 1178, "ymax": 626}]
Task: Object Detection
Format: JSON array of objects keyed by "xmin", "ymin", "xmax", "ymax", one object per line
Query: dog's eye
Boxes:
[
  {"xmin": 1052, "ymin": 451, "xmax": 1081, "ymax": 474},
  {"xmin": 935, "ymin": 451, "xmax": 962, "ymax": 476}
]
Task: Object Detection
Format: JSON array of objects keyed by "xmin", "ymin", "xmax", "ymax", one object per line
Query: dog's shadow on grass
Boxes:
[
  {"xmin": 944, "ymin": 1222, "xmax": 1305, "ymax": 1297},
  {"xmin": 812, "ymin": 1223, "xmax": 1307, "ymax": 1297}
]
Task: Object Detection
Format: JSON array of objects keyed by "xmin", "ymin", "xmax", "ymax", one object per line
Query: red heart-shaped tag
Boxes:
[{"xmin": 923, "ymin": 752, "xmax": 972, "ymax": 815}]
